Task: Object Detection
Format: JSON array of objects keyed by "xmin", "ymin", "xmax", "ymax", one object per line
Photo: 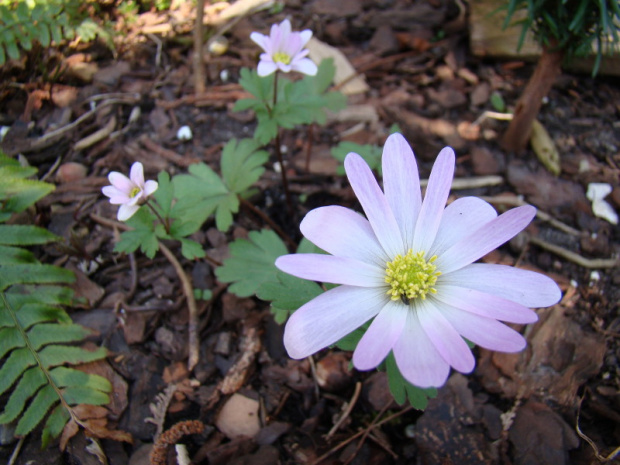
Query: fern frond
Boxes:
[
  {"xmin": 0, "ymin": 0, "xmax": 114, "ymax": 66},
  {"xmin": 0, "ymin": 152, "xmax": 111, "ymax": 444},
  {"xmin": 0, "ymin": 294, "xmax": 111, "ymax": 438}
]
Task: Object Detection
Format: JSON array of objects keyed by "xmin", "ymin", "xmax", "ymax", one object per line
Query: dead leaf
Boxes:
[
  {"xmin": 306, "ymin": 37, "xmax": 370, "ymax": 95},
  {"xmin": 530, "ymin": 119, "xmax": 561, "ymax": 175}
]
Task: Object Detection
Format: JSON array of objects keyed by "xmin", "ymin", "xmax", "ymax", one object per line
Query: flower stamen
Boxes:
[
  {"xmin": 273, "ymin": 52, "xmax": 292, "ymax": 64},
  {"xmin": 385, "ymin": 250, "xmax": 440, "ymax": 303},
  {"xmin": 129, "ymin": 187, "xmax": 141, "ymax": 198}
]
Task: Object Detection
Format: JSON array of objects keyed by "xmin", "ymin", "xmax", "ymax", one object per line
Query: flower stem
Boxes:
[
  {"xmin": 271, "ymin": 71, "xmax": 293, "ymax": 214},
  {"xmin": 158, "ymin": 241, "xmax": 200, "ymax": 371},
  {"xmin": 145, "ymin": 199, "xmax": 170, "ymax": 234}
]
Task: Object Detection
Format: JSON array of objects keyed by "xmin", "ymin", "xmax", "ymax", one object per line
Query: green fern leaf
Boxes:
[
  {"xmin": 0, "ymin": 245, "xmax": 37, "ymax": 264},
  {"xmin": 0, "ymin": 347, "xmax": 35, "ymax": 396},
  {"xmin": 42, "ymin": 405, "xmax": 70, "ymax": 448},
  {"xmin": 0, "ymin": 264, "xmax": 74, "ymax": 291},
  {"xmin": 0, "ymin": 225, "xmax": 60, "ymax": 246},
  {"xmin": 51, "ymin": 366, "xmax": 111, "ymax": 392},
  {"xmin": 16, "ymin": 384, "xmax": 57, "ymax": 436},
  {"xmin": 62, "ymin": 386, "xmax": 110, "ymax": 406},
  {"xmin": 0, "ymin": 326, "xmax": 22, "ymax": 358},
  {"xmin": 0, "ymin": 367, "xmax": 46, "ymax": 424},
  {"xmin": 27, "ymin": 323, "xmax": 91, "ymax": 351},
  {"xmin": 16, "ymin": 303, "xmax": 72, "ymax": 329},
  {"xmin": 38, "ymin": 345, "xmax": 108, "ymax": 368}
]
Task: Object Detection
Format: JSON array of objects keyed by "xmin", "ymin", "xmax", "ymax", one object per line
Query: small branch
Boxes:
[
  {"xmin": 158, "ymin": 242, "xmax": 200, "ymax": 371},
  {"xmin": 309, "ymin": 406, "xmax": 414, "ymax": 465},
  {"xmin": 576, "ymin": 393, "xmax": 620, "ymax": 462},
  {"xmin": 479, "ymin": 195, "xmax": 583, "ymax": 237},
  {"xmin": 193, "ymin": 0, "xmax": 206, "ymax": 94},
  {"xmin": 239, "ymin": 198, "xmax": 297, "ymax": 250},
  {"xmin": 326, "ymin": 381, "xmax": 362, "ymax": 439},
  {"xmin": 526, "ymin": 234, "xmax": 619, "ymax": 268}
]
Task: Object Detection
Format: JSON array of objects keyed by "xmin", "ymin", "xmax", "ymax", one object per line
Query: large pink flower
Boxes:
[
  {"xmin": 276, "ymin": 133, "xmax": 561, "ymax": 388},
  {"xmin": 250, "ymin": 19, "xmax": 317, "ymax": 77},
  {"xmin": 102, "ymin": 162, "xmax": 158, "ymax": 221}
]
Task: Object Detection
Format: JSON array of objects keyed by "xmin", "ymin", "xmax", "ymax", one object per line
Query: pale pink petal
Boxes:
[
  {"xmin": 127, "ymin": 194, "xmax": 142, "ymax": 207},
  {"xmin": 429, "ymin": 197, "xmax": 497, "ymax": 258},
  {"xmin": 257, "ymin": 61, "xmax": 277, "ymax": 77},
  {"xmin": 382, "ymin": 133, "xmax": 421, "ymax": 249},
  {"xmin": 433, "ymin": 284, "xmax": 538, "ymax": 324},
  {"xmin": 117, "ymin": 204, "xmax": 139, "ymax": 221},
  {"xmin": 412, "ymin": 147, "xmax": 455, "ymax": 254},
  {"xmin": 300, "ymin": 206, "xmax": 388, "ymax": 266},
  {"xmin": 284, "ymin": 286, "xmax": 386, "ymax": 359},
  {"xmin": 442, "ymin": 263, "xmax": 562, "ymax": 308},
  {"xmin": 250, "ymin": 32, "xmax": 268, "ymax": 51},
  {"xmin": 438, "ymin": 304, "xmax": 526, "ymax": 352},
  {"xmin": 279, "ymin": 19, "xmax": 291, "ymax": 37},
  {"xmin": 353, "ymin": 301, "xmax": 407, "ymax": 370},
  {"xmin": 417, "ymin": 300, "xmax": 475, "ymax": 373},
  {"xmin": 292, "ymin": 58, "xmax": 317, "ymax": 76},
  {"xmin": 277, "ymin": 63, "xmax": 293, "ymax": 73},
  {"xmin": 143, "ymin": 180, "xmax": 158, "ymax": 196},
  {"xmin": 108, "ymin": 172, "xmax": 133, "ymax": 194},
  {"xmin": 344, "ymin": 152, "xmax": 403, "ymax": 257},
  {"xmin": 393, "ymin": 311, "xmax": 451, "ymax": 388},
  {"xmin": 129, "ymin": 162, "xmax": 145, "ymax": 187},
  {"xmin": 275, "ymin": 254, "xmax": 384, "ymax": 287},
  {"xmin": 299, "ymin": 29, "xmax": 313, "ymax": 46},
  {"xmin": 436, "ymin": 205, "xmax": 536, "ymax": 273},
  {"xmin": 102, "ymin": 186, "xmax": 130, "ymax": 204}
]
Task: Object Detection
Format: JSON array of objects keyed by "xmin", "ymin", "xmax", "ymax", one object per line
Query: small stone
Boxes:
[
  {"xmin": 56, "ymin": 162, "xmax": 88, "ymax": 183},
  {"xmin": 315, "ymin": 352, "xmax": 352, "ymax": 392},
  {"xmin": 215, "ymin": 393, "xmax": 260, "ymax": 439}
]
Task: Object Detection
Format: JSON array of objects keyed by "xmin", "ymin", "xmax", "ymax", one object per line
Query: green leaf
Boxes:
[
  {"xmin": 179, "ymin": 238, "xmax": 205, "ymax": 260},
  {"xmin": 115, "ymin": 207, "xmax": 160, "ymax": 258},
  {"xmin": 0, "ymin": 326, "xmax": 23, "ymax": 358},
  {"xmin": 41, "ymin": 405, "xmax": 70, "ymax": 449},
  {"xmin": 0, "ymin": 225, "xmax": 60, "ymax": 246},
  {"xmin": 38, "ymin": 345, "xmax": 108, "ymax": 368},
  {"xmin": 489, "ymin": 91, "xmax": 506, "ymax": 112},
  {"xmin": 334, "ymin": 323, "xmax": 368, "ymax": 352},
  {"xmin": 256, "ymin": 271, "xmax": 323, "ymax": 323},
  {"xmin": 0, "ymin": 347, "xmax": 35, "ymax": 396},
  {"xmin": 152, "ymin": 171, "xmax": 173, "ymax": 218},
  {"xmin": 27, "ymin": 323, "xmax": 90, "ymax": 351},
  {"xmin": 0, "ymin": 264, "xmax": 74, "ymax": 292},
  {"xmin": 215, "ymin": 229, "xmax": 288, "ymax": 297},
  {"xmin": 15, "ymin": 384, "xmax": 57, "ymax": 435},
  {"xmin": 0, "ymin": 245, "xmax": 36, "ymax": 264},
  {"xmin": 331, "ymin": 141, "xmax": 383, "ymax": 176},
  {"xmin": 0, "ymin": 367, "xmax": 45, "ymax": 424},
  {"xmin": 172, "ymin": 162, "xmax": 237, "ymax": 233},
  {"xmin": 221, "ymin": 138, "xmax": 269, "ymax": 194},
  {"xmin": 386, "ymin": 352, "xmax": 437, "ymax": 410}
]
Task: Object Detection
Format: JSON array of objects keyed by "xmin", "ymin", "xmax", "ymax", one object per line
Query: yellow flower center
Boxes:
[
  {"xmin": 129, "ymin": 187, "xmax": 141, "ymax": 198},
  {"xmin": 273, "ymin": 52, "xmax": 292, "ymax": 65},
  {"xmin": 385, "ymin": 249, "xmax": 441, "ymax": 304}
]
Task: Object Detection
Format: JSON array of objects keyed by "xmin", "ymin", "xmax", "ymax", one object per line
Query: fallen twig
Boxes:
[
  {"xmin": 527, "ymin": 234, "xmax": 619, "ymax": 268},
  {"xmin": 480, "ymin": 195, "xmax": 583, "ymax": 236},
  {"xmin": 310, "ymin": 406, "xmax": 413, "ymax": 465},
  {"xmin": 326, "ymin": 382, "xmax": 362, "ymax": 439},
  {"xmin": 576, "ymin": 393, "xmax": 620, "ymax": 462}
]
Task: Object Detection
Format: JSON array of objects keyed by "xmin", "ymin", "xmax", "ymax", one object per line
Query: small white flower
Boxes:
[
  {"xmin": 102, "ymin": 162, "xmax": 158, "ymax": 221},
  {"xmin": 250, "ymin": 19, "xmax": 317, "ymax": 77}
]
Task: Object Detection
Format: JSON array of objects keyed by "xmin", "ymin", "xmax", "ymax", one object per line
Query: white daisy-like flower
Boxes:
[{"xmin": 276, "ymin": 133, "xmax": 561, "ymax": 388}]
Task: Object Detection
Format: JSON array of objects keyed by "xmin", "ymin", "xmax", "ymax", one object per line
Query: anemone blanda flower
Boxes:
[
  {"xmin": 250, "ymin": 19, "xmax": 317, "ymax": 77},
  {"xmin": 275, "ymin": 133, "xmax": 561, "ymax": 388},
  {"xmin": 102, "ymin": 162, "xmax": 158, "ymax": 221}
]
